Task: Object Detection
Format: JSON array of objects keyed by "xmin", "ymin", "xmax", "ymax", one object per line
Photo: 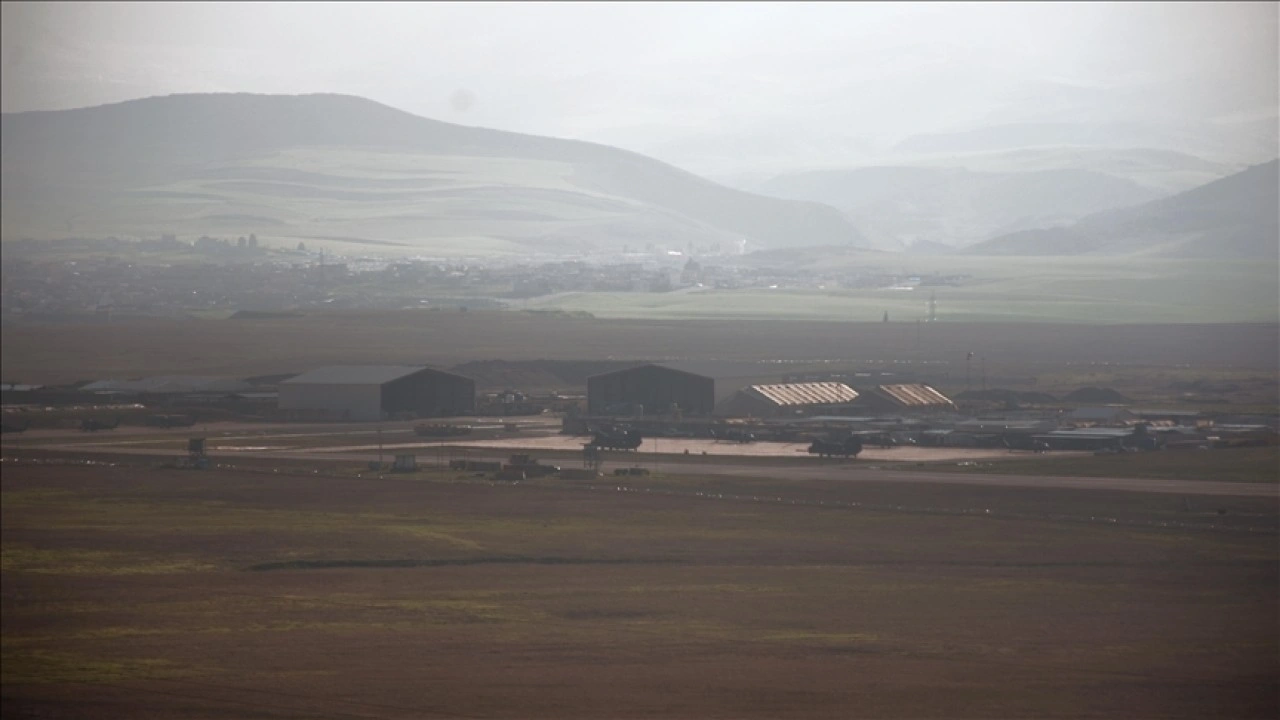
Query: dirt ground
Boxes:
[
  {"xmin": 3, "ymin": 312, "xmax": 1276, "ymax": 386},
  {"xmin": 3, "ymin": 461, "xmax": 1277, "ymax": 719},
  {"xmin": 304, "ymin": 434, "xmax": 1024, "ymax": 462},
  {"xmin": 0, "ymin": 420, "xmax": 1061, "ymax": 465}
]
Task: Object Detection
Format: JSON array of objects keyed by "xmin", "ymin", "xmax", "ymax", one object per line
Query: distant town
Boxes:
[{"xmin": 1, "ymin": 236, "xmax": 969, "ymax": 321}]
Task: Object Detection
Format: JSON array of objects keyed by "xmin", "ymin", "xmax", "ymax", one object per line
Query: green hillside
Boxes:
[
  {"xmin": 967, "ymin": 160, "xmax": 1279, "ymax": 258},
  {"xmin": 0, "ymin": 93, "xmax": 873, "ymax": 256}
]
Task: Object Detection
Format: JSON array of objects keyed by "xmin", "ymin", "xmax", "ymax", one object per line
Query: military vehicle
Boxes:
[
  {"xmin": 79, "ymin": 417, "xmax": 120, "ymax": 432},
  {"xmin": 710, "ymin": 427, "xmax": 756, "ymax": 443},
  {"xmin": 503, "ymin": 453, "xmax": 560, "ymax": 478},
  {"xmin": 588, "ymin": 428, "xmax": 643, "ymax": 451},
  {"xmin": 807, "ymin": 436, "xmax": 863, "ymax": 458}
]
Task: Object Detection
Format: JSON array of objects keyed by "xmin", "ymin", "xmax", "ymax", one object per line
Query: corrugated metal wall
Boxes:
[
  {"xmin": 587, "ymin": 365, "xmax": 715, "ymax": 415},
  {"xmin": 278, "ymin": 383, "xmax": 383, "ymax": 421},
  {"xmin": 382, "ymin": 370, "xmax": 475, "ymax": 417}
]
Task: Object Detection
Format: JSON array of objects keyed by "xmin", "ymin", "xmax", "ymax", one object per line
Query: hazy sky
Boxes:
[{"xmin": 3, "ymin": 2, "xmax": 1276, "ymax": 173}]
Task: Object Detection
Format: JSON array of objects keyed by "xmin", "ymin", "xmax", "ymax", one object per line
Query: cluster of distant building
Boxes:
[
  {"xmin": 3, "ymin": 238, "xmax": 966, "ymax": 322},
  {"xmin": 5, "ymin": 361, "xmax": 1274, "ymax": 452}
]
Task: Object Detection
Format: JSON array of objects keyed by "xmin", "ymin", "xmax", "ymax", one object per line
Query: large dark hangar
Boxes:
[
  {"xmin": 279, "ymin": 365, "xmax": 475, "ymax": 421},
  {"xmin": 586, "ymin": 363, "xmax": 716, "ymax": 416}
]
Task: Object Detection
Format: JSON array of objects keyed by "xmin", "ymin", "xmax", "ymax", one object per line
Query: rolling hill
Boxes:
[
  {"xmin": 966, "ymin": 160, "xmax": 1279, "ymax": 258},
  {"xmin": 892, "ymin": 119, "xmax": 1278, "ymax": 167},
  {"xmin": 880, "ymin": 146, "xmax": 1239, "ymax": 196},
  {"xmin": 0, "ymin": 93, "xmax": 874, "ymax": 256},
  {"xmin": 754, "ymin": 166, "xmax": 1163, "ymax": 250}
]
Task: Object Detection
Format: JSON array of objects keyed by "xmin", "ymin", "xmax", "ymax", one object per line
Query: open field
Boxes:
[
  {"xmin": 3, "ymin": 458, "xmax": 1278, "ymax": 719},
  {"xmin": 927, "ymin": 446, "xmax": 1280, "ymax": 484},
  {"xmin": 2, "ymin": 311, "xmax": 1276, "ymax": 387},
  {"xmin": 516, "ymin": 256, "xmax": 1279, "ymax": 324},
  {"xmin": 5, "ymin": 237, "xmax": 1277, "ymax": 327}
]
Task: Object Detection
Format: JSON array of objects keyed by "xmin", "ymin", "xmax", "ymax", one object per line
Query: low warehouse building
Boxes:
[
  {"xmin": 279, "ymin": 365, "xmax": 475, "ymax": 421},
  {"xmin": 1067, "ymin": 407, "xmax": 1136, "ymax": 427},
  {"xmin": 1034, "ymin": 428, "xmax": 1137, "ymax": 451},
  {"xmin": 83, "ymin": 375, "xmax": 252, "ymax": 397},
  {"xmin": 716, "ymin": 382, "xmax": 859, "ymax": 418},
  {"xmin": 586, "ymin": 363, "xmax": 716, "ymax": 416}
]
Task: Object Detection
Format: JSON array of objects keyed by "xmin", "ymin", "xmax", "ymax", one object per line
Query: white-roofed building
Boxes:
[
  {"xmin": 716, "ymin": 382, "xmax": 859, "ymax": 418},
  {"xmin": 851, "ymin": 384, "xmax": 956, "ymax": 414}
]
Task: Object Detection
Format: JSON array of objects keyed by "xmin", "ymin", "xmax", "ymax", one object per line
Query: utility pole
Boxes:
[{"xmin": 915, "ymin": 318, "xmax": 922, "ymax": 367}]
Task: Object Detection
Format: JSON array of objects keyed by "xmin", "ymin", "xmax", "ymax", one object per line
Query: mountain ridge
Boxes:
[
  {"xmin": 965, "ymin": 159, "xmax": 1279, "ymax": 258},
  {"xmin": 754, "ymin": 164, "xmax": 1164, "ymax": 249},
  {"xmin": 1, "ymin": 92, "xmax": 876, "ymax": 254}
]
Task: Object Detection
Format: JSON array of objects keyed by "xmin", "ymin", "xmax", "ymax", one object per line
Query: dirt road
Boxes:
[{"xmin": 6, "ymin": 432, "xmax": 1274, "ymax": 497}]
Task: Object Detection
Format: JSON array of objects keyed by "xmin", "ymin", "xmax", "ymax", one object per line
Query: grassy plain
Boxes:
[
  {"xmin": 919, "ymin": 446, "xmax": 1280, "ymax": 484},
  {"xmin": 2, "ymin": 460, "xmax": 1277, "ymax": 718},
  {"xmin": 5, "ymin": 234, "xmax": 1278, "ymax": 326},
  {"xmin": 518, "ymin": 256, "xmax": 1279, "ymax": 325}
]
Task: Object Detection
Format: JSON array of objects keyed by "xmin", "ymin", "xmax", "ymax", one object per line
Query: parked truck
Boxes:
[{"xmin": 501, "ymin": 454, "xmax": 561, "ymax": 479}]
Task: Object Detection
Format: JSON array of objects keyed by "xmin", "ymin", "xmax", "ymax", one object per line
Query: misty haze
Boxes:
[{"xmin": 2, "ymin": 3, "xmax": 1277, "ymax": 719}]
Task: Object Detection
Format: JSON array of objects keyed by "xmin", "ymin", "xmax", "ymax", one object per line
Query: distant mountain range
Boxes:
[
  {"xmin": 877, "ymin": 146, "xmax": 1240, "ymax": 196},
  {"xmin": 3, "ymin": 93, "xmax": 1274, "ymax": 262},
  {"xmin": 0, "ymin": 93, "xmax": 876, "ymax": 255},
  {"xmin": 892, "ymin": 119, "xmax": 1277, "ymax": 167},
  {"xmin": 965, "ymin": 160, "xmax": 1279, "ymax": 258},
  {"xmin": 754, "ymin": 165, "xmax": 1165, "ymax": 250}
]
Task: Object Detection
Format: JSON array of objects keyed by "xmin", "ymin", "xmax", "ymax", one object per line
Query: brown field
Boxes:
[
  {"xmin": 3, "ymin": 459, "xmax": 1277, "ymax": 719},
  {"xmin": 3, "ymin": 311, "xmax": 1277, "ymax": 386}
]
